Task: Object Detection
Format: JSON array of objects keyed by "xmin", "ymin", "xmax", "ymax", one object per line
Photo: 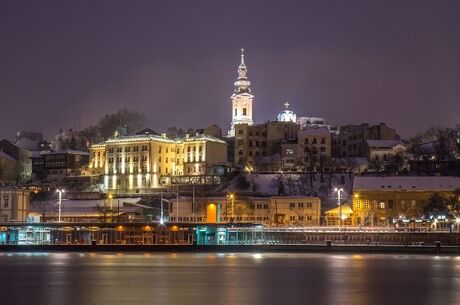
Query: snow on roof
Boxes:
[
  {"xmin": 0, "ymin": 151, "xmax": 16, "ymax": 161},
  {"xmin": 353, "ymin": 176, "xmax": 460, "ymax": 191},
  {"xmin": 183, "ymin": 134, "xmax": 227, "ymax": 144},
  {"xmin": 29, "ymin": 198, "xmax": 143, "ymax": 216},
  {"xmin": 325, "ymin": 204, "xmax": 353, "ymax": 215},
  {"xmin": 92, "ymin": 133, "xmax": 226, "ymax": 147},
  {"xmin": 366, "ymin": 140, "xmax": 404, "ymax": 148},
  {"xmin": 40, "ymin": 150, "xmax": 89, "ymax": 156},
  {"xmin": 299, "ymin": 126, "xmax": 330, "ymax": 137}
]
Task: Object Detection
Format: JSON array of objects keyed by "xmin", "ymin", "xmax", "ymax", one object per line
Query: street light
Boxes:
[
  {"xmin": 56, "ymin": 189, "xmax": 65, "ymax": 222},
  {"xmin": 227, "ymin": 193, "xmax": 235, "ymax": 222},
  {"xmin": 333, "ymin": 187, "xmax": 344, "ymax": 229}
]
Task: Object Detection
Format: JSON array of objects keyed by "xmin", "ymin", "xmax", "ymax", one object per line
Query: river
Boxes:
[{"xmin": 0, "ymin": 252, "xmax": 459, "ymax": 305}]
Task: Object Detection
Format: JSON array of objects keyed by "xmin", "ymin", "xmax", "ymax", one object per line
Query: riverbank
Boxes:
[{"xmin": 1, "ymin": 243, "xmax": 460, "ymax": 254}]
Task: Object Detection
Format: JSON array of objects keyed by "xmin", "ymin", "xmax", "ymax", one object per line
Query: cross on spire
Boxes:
[{"xmin": 284, "ymin": 101, "xmax": 290, "ymax": 109}]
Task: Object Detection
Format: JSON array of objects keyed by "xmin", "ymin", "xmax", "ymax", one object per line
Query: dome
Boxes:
[{"xmin": 277, "ymin": 102, "xmax": 297, "ymax": 122}]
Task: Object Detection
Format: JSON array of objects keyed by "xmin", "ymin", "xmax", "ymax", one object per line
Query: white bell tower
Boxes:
[{"xmin": 228, "ymin": 48, "xmax": 254, "ymax": 137}]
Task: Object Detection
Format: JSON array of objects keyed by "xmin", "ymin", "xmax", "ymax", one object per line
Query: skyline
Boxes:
[{"xmin": 1, "ymin": 0, "xmax": 460, "ymax": 140}]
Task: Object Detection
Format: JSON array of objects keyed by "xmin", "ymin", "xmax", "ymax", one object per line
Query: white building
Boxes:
[
  {"xmin": 277, "ymin": 102, "xmax": 297, "ymax": 122},
  {"xmin": 228, "ymin": 48, "xmax": 254, "ymax": 137}
]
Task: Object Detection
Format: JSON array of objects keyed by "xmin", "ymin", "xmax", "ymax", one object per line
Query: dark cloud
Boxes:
[{"xmin": 1, "ymin": 0, "xmax": 459, "ymax": 140}]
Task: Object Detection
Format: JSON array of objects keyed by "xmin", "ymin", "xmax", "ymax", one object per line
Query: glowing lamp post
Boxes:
[
  {"xmin": 56, "ymin": 189, "xmax": 65, "ymax": 222},
  {"xmin": 333, "ymin": 187, "xmax": 344, "ymax": 229},
  {"xmin": 227, "ymin": 193, "xmax": 235, "ymax": 222}
]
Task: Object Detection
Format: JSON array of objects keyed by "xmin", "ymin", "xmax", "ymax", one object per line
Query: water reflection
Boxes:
[{"xmin": 0, "ymin": 253, "xmax": 459, "ymax": 305}]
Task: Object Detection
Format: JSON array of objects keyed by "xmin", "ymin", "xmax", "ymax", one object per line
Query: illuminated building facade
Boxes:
[
  {"xmin": 0, "ymin": 186, "xmax": 29, "ymax": 222},
  {"xmin": 228, "ymin": 48, "xmax": 254, "ymax": 137},
  {"xmin": 352, "ymin": 176, "xmax": 460, "ymax": 226},
  {"xmin": 168, "ymin": 195, "xmax": 321, "ymax": 226},
  {"xmin": 88, "ymin": 133, "xmax": 227, "ymax": 193}
]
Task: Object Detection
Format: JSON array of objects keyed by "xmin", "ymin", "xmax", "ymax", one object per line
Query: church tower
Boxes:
[{"xmin": 228, "ymin": 48, "xmax": 254, "ymax": 137}]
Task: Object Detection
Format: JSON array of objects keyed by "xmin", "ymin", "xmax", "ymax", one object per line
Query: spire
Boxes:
[{"xmin": 234, "ymin": 47, "xmax": 251, "ymax": 94}]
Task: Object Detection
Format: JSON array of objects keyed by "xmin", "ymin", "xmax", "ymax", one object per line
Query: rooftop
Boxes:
[
  {"xmin": 353, "ymin": 176, "xmax": 460, "ymax": 191},
  {"xmin": 366, "ymin": 139, "xmax": 404, "ymax": 148}
]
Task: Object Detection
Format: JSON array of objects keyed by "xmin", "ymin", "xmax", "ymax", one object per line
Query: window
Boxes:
[
  {"xmin": 158, "ymin": 146, "xmax": 162, "ymax": 153},
  {"xmin": 298, "ymin": 216, "xmax": 304, "ymax": 221},
  {"xmin": 388, "ymin": 200, "xmax": 394, "ymax": 209},
  {"xmin": 290, "ymin": 216, "xmax": 296, "ymax": 221},
  {"xmin": 364, "ymin": 200, "xmax": 369, "ymax": 209},
  {"xmin": 373, "ymin": 200, "xmax": 378, "ymax": 209},
  {"xmin": 117, "ymin": 147, "xmax": 122, "ymax": 153},
  {"xmin": 379, "ymin": 202, "xmax": 385, "ymax": 209},
  {"xmin": 125, "ymin": 147, "xmax": 131, "ymax": 152},
  {"xmin": 142, "ymin": 145, "xmax": 148, "ymax": 152},
  {"xmin": 298, "ymin": 202, "xmax": 304, "ymax": 208},
  {"xmin": 306, "ymin": 202, "xmax": 312, "ymax": 208},
  {"xmin": 133, "ymin": 146, "xmax": 139, "ymax": 152},
  {"xmin": 401, "ymin": 200, "xmax": 406, "ymax": 210},
  {"xmin": 3, "ymin": 196, "xmax": 9, "ymax": 208},
  {"xmin": 238, "ymin": 129, "xmax": 244, "ymax": 135},
  {"xmin": 166, "ymin": 147, "xmax": 168, "ymax": 153},
  {"xmin": 356, "ymin": 200, "xmax": 361, "ymax": 209},
  {"xmin": 243, "ymin": 108, "xmax": 247, "ymax": 115},
  {"xmin": 234, "ymin": 108, "xmax": 238, "ymax": 116},
  {"xmin": 108, "ymin": 147, "xmax": 114, "ymax": 153},
  {"xmin": 411, "ymin": 200, "xmax": 416, "ymax": 209},
  {"xmin": 306, "ymin": 215, "xmax": 312, "ymax": 221},
  {"xmin": 289, "ymin": 202, "xmax": 295, "ymax": 208}
]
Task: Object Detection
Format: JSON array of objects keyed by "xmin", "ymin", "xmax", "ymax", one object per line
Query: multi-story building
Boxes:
[
  {"xmin": 234, "ymin": 121, "xmax": 298, "ymax": 169},
  {"xmin": 352, "ymin": 176, "xmax": 460, "ymax": 227},
  {"xmin": 88, "ymin": 133, "xmax": 227, "ymax": 193},
  {"xmin": 32, "ymin": 150, "xmax": 90, "ymax": 182},
  {"xmin": 366, "ymin": 140, "xmax": 407, "ymax": 162},
  {"xmin": 0, "ymin": 139, "xmax": 32, "ymax": 184},
  {"xmin": 168, "ymin": 195, "xmax": 321, "ymax": 227},
  {"xmin": 296, "ymin": 126, "xmax": 332, "ymax": 172},
  {"xmin": 332, "ymin": 123, "xmax": 398, "ymax": 158},
  {"xmin": 0, "ymin": 151, "xmax": 18, "ymax": 185},
  {"xmin": 0, "ymin": 186, "xmax": 30, "ymax": 222}
]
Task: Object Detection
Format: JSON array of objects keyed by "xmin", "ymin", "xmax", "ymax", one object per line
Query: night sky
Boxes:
[{"xmin": 1, "ymin": 0, "xmax": 459, "ymax": 141}]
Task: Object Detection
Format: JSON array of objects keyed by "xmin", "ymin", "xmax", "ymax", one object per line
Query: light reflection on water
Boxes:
[{"xmin": 0, "ymin": 252, "xmax": 459, "ymax": 305}]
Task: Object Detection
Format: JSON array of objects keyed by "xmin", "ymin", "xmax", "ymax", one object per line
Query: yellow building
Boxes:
[
  {"xmin": 0, "ymin": 186, "xmax": 29, "ymax": 222},
  {"xmin": 352, "ymin": 176, "xmax": 460, "ymax": 227},
  {"xmin": 88, "ymin": 133, "xmax": 227, "ymax": 193},
  {"xmin": 168, "ymin": 195, "xmax": 321, "ymax": 227}
]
